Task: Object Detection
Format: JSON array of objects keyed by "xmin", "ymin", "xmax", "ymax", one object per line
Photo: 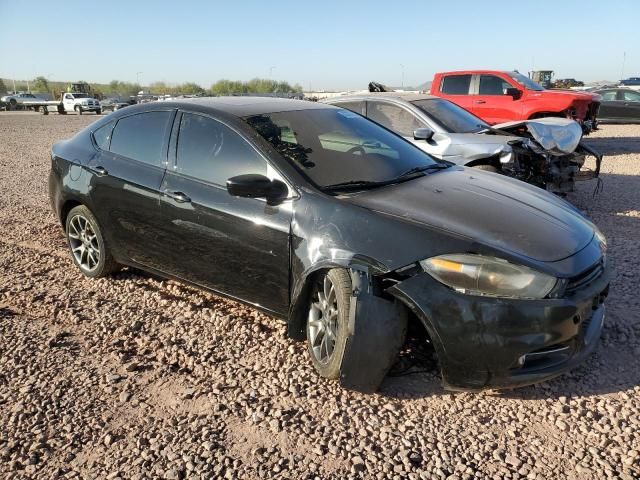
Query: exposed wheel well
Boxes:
[
  {"xmin": 60, "ymin": 200, "xmax": 83, "ymax": 231},
  {"xmin": 287, "ymin": 268, "xmax": 330, "ymax": 340},
  {"xmin": 464, "ymin": 155, "xmax": 501, "ymax": 169}
]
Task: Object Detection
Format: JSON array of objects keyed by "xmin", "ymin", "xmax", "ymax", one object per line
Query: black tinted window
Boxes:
[
  {"xmin": 176, "ymin": 113, "xmax": 266, "ymax": 185},
  {"xmin": 333, "ymin": 101, "xmax": 364, "ymax": 115},
  {"xmin": 479, "ymin": 75, "xmax": 512, "ymax": 95},
  {"xmin": 110, "ymin": 111, "xmax": 171, "ymax": 165},
  {"xmin": 411, "ymin": 99, "xmax": 488, "ymax": 133},
  {"xmin": 441, "ymin": 75, "xmax": 471, "ymax": 95},
  {"xmin": 93, "ymin": 121, "xmax": 114, "ymax": 150},
  {"xmin": 367, "ymin": 102, "xmax": 424, "ymax": 137}
]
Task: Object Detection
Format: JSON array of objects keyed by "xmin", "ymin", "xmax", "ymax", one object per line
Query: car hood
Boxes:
[
  {"xmin": 413, "ymin": 132, "xmax": 520, "ymax": 163},
  {"xmin": 348, "ymin": 167, "xmax": 594, "ymax": 263},
  {"xmin": 492, "ymin": 117, "xmax": 583, "ymax": 155}
]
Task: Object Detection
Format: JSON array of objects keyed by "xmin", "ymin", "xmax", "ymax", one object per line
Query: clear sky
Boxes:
[{"xmin": 1, "ymin": 0, "xmax": 638, "ymax": 90}]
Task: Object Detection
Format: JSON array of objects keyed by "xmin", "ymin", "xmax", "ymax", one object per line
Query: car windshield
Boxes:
[
  {"xmin": 411, "ymin": 98, "xmax": 489, "ymax": 133},
  {"xmin": 245, "ymin": 108, "xmax": 441, "ymax": 191},
  {"xmin": 508, "ymin": 72, "xmax": 544, "ymax": 91},
  {"xmin": 73, "ymin": 93, "xmax": 89, "ymax": 98}
]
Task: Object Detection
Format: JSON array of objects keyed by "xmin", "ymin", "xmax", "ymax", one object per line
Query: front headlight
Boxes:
[{"xmin": 420, "ymin": 254, "xmax": 557, "ymax": 299}]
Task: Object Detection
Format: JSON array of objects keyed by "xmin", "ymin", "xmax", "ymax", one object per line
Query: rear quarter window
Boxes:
[
  {"xmin": 110, "ymin": 111, "xmax": 172, "ymax": 165},
  {"xmin": 441, "ymin": 75, "xmax": 472, "ymax": 95},
  {"xmin": 92, "ymin": 121, "xmax": 115, "ymax": 150}
]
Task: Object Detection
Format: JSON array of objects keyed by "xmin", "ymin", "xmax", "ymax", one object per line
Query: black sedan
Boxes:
[
  {"xmin": 594, "ymin": 88, "xmax": 640, "ymax": 123},
  {"xmin": 48, "ymin": 98, "xmax": 609, "ymax": 392},
  {"xmin": 99, "ymin": 97, "xmax": 131, "ymax": 113}
]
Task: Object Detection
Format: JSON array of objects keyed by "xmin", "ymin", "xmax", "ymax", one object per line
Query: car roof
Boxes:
[
  {"xmin": 438, "ymin": 70, "xmax": 514, "ymax": 76},
  {"xmin": 150, "ymin": 96, "xmax": 335, "ymax": 117},
  {"xmin": 326, "ymin": 92, "xmax": 436, "ymax": 102}
]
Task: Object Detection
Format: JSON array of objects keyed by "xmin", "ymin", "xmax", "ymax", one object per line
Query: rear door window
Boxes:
[
  {"xmin": 333, "ymin": 101, "xmax": 365, "ymax": 115},
  {"xmin": 440, "ymin": 75, "xmax": 472, "ymax": 95},
  {"xmin": 367, "ymin": 101, "xmax": 424, "ymax": 137},
  {"xmin": 175, "ymin": 112, "xmax": 267, "ymax": 185},
  {"xmin": 622, "ymin": 90, "xmax": 640, "ymax": 102},
  {"xmin": 110, "ymin": 111, "xmax": 172, "ymax": 166}
]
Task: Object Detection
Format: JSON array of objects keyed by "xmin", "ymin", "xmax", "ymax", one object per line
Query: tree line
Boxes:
[{"xmin": 1, "ymin": 76, "xmax": 303, "ymax": 97}]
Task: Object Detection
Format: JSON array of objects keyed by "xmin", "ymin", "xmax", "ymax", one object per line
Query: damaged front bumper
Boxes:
[
  {"xmin": 490, "ymin": 117, "xmax": 603, "ymax": 194},
  {"xmin": 387, "ymin": 262, "xmax": 610, "ymax": 391},
  {"xmin": 504, "ymin": 141, "xmax": 603, "ymax": 194}
]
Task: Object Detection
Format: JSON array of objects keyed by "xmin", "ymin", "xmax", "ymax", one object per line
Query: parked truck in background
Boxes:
[{"xmin": 430, "ymin": 70, "xmax": 601, "ymax": 133}]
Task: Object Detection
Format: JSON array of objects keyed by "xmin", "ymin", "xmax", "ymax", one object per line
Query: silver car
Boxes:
[
  {"xmin": 323, "ymin": 92, "xmax": 602, "ymax": 194},
  {"xmin": 1, "ymin": 92, "xmax": 39, "ymax": 110}
]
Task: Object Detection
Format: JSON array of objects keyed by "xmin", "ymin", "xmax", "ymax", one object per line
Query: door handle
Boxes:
[
  {"xmin": 88, "ymin": 165, "xmax": 108, "ymax": 176},
  {"xmin": 474, "ymin": 100, "xmax": 486, "ymax": 104},
  {"xmin": 163, "ymin": 190, "xmax": 191, "ymax": 203}
]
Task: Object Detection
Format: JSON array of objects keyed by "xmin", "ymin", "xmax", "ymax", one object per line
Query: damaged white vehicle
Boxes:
[{"xmin": 323, "ymin": 92, "xmax": 602, "ymax": 194}]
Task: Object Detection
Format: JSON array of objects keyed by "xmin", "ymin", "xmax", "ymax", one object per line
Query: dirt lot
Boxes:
[{"xmin": 0, "ymin": 111, "xmax": 638, "ymax": 480}]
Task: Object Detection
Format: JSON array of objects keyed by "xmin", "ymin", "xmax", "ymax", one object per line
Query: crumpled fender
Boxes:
[{"xmin": 338, "ymin": 268, "xmax": 407, "ymax": 392}]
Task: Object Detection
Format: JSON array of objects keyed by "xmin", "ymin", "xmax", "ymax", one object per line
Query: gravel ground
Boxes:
[{"xmin": 0, "ymin": 111, "xmax": 638, "ymax": 480}]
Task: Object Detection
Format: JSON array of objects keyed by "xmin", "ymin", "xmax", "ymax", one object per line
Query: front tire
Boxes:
[
  {"xmin": 95, "ymin": 108, "xmax": 102, "ymax": 115},
  {"xmin": 306, "ymin": 269, "xmax": 352, "ymax": 379},
  {"xmin": 65, "ymin": 205, "xmax": 117, "ymax": 278},
  {"xmin": 75, "ymin": 105, "xmax": 83, "ymax": 115}
]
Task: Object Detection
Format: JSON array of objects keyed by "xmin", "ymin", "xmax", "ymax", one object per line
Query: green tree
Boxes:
[
  {"xmin": 0, "ymin": 78, "xmax": 7, "ymax": 95},
  {"xmin": 209, "ymin": 78, "xmax": 301, "ymax": 96},
  {"xmin": 179, "ymin": 82, "xmax": 205, "ymax": 95},
  {"xmin": 32, "ymin": 76, "xmax": 50, "ymax": 93}
]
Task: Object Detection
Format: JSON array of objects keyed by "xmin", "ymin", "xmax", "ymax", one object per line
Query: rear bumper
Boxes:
[{"xmin": 388, "ymin": 264, "xmax": 610, "ymax": 391}]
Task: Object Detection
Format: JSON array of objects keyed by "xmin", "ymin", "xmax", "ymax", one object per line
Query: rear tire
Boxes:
[
  {"xmin": 306, "ymin": 269, "xmax": 352, "ymax": 379},
  {"xmin": 65, "ymin": 205, "xmax": 118, "ymax": 278},
  {"xmin": 473, "ymin": 164, "xmax": 499, "ymax": 173}
]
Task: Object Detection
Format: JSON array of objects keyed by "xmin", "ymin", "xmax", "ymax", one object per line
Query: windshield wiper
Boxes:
[
  {"xmin": 321, "ymin": 164, "xmax": 452, "ymax": 193},
  {"xmin": 320, "ymin": 179, "xmax": 387, "ymax": 192},
  {"xmin": 395, "ymin": 163, "xmax": 451, "ymax": 179}
]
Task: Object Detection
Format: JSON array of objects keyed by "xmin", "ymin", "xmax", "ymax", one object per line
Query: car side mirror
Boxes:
[
  {"xmin": 505, "ymin": 87, "xmax": 522, "ymax": 100},
  {"xmin": 226, "ymin": 174, "xmax": 288, "ymax": 205},
  {"xmin": 413, "ymin": 127, "xmax": 434, "ymax": 141}
]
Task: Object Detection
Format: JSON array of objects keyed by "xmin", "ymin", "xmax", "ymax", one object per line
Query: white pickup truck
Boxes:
[
  {"xmin": 18, "ymin": 92, "xmax": 102, "ymax": 115},
  {"xmin": 60, "ymin": 92, "xmax": 101, "ymax": 114}
]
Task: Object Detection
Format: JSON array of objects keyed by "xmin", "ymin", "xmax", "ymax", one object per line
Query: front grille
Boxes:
[{"xmin": 565, "ymin": 260, "xmax": 604, "ymax": 295}]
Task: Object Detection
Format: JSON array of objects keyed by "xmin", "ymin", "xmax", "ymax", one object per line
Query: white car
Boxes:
[{"xmin": 62, "ymin": 93, "xmax": 101, "ymax": 115}]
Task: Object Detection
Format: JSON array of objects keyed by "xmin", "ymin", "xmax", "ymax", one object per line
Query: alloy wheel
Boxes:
[
  {"xmin": 68, "ymin": 214, "xmax": 100, "ymax": 272},
  {"xmin": 308, "ymin": 275, "xmax": 339, "ymax": 364}
]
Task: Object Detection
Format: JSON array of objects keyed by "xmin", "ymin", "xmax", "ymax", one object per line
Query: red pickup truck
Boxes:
[{"xmin": 430, "ymin": 70, "xmax": 600, "ymax": 133}]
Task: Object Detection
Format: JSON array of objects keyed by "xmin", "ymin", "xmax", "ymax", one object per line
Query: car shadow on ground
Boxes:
[{"xmin": 583, "ymin": 135, "xmax": 640, "ymax": 155}]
